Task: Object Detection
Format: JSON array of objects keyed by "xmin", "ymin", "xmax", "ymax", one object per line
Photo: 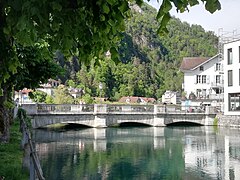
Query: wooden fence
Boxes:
[{"xmin": 18, "ymin": 109, "xmax": 45, "ymax": 180}]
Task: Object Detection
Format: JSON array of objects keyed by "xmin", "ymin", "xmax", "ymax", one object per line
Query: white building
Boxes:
[
  {"xmin": 223, "ymin": 39, "xmax": 240, "ymax": 115},
  {"xmin": 161, "ymin": 91, "xmax": 181, "ymax": 105},
  {"xmin": 37, "ymin": 79, "xmax": 61, "ymax": 96},
  {"xmin": 180, "ymin": 54, "xmax": 224, "ymax": 105}
]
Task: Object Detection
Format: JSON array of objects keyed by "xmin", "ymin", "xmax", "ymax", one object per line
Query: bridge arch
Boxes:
[
  {"xmin": 119, "ymin": 122, "xmax": 152, "ymax": 127},
  {"xmin": 166, "ymin": 121, "xmax": 203, "ymax": 126},
  {"xmin": 41, "ymin": 123, "xmax": 92, "ymax": 129}
]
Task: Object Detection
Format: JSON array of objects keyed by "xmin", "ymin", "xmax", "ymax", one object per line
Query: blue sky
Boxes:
[{"xmin": 145, "ymin": 0, "xmax": 240, "ymax": 35}]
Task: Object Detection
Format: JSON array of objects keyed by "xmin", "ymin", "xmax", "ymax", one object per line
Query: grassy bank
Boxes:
[{"xmin": 0, "ymin": 120, "xmax": 29, "ymax": 180}]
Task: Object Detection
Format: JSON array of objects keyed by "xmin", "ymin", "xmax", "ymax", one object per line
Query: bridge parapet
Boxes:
[
  {"xmin": 21, "ymin": 104, "xmax": 219, "ymax": 115},
  {"xmin": 106, "ymin": 104, "xmax": 154, "ymax": 114},
  {"xmin": 31, "ymin": 104, "xmax": 94, "ymax": 114}
]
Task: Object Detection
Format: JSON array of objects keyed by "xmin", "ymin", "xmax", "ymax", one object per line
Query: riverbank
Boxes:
[{"xmin": 0, "ymin": 120, "xmax": 28, "ymax": 180}]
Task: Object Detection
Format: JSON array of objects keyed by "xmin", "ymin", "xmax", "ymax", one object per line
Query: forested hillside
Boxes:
[{"xmin": 57, "ymin": 3, "xmax": 218, "ymax": 101}]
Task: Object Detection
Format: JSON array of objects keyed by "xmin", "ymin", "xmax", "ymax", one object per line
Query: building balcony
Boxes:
[
  {"xmin": 211, "ymin": 82, "xmax": 224, "ymax": 88},
  {"xmin": 208, "ymin": 93, "xmax": 224, "ymax": 100}
]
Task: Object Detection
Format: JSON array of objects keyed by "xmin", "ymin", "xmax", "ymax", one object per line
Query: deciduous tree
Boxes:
[{"xmin": 0, "ymin": 0, "xmax": 221, "ymax": 142}]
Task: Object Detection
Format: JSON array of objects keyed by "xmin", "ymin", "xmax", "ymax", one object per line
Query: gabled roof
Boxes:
[
  {"xmin": 180, "ymin": 57, "xmax": 209, "ymax": 71},
  {"xmin": 180, "ymin": 54, "xmax": 221, "ymax": 71}
]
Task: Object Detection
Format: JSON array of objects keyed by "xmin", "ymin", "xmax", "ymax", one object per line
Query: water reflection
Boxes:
[{"xmin": 33, "ymin": 127, "xmax": 240, "ymax": 180}]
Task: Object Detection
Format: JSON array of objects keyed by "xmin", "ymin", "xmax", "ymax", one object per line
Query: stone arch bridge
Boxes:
[{"xmin": 21, "ymin": 104, "xmax": 217, "ymax": 128}]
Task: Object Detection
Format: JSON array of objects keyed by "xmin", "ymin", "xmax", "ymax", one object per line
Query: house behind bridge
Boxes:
[{"xmin": 119, "ymin": 96, "xmax": 156, "ymax": 104}]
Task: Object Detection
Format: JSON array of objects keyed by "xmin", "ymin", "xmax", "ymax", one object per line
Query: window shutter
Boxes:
[{"xmin": 207, "ymin": 75, "xmax": 210, "ymax": 84}]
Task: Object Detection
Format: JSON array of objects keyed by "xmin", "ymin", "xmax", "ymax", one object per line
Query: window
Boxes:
[
  {"xmin": 229, "ymin": 93, "xmax": 240, "ymax": 111},
  {"xmin": 202, "ymin": 75, "xmax": 206, "ymax": 84},
  {"xmin": 197, "ymin": 75, "xmax": 201, "ymax": 84},
  {"xmin": 196, "ymin": 89, "xmax": 201, "ymax": 97},
  {"xmin": 239, "ymin": 46, "xmax": 240, "ymax": 63},
  {"xmin": 216, "ymin": 75, "xmax": 221, "ymax": 84},
  {"xmin": 199, "ymin": 66, "xmax": 204, "ymax": 71},
  {"xmin": 228, "ymin": 70, "xmax": 233, "ymax": 86},
  {"xmin": 228, "ymin": 48, "xmax": 233, "ymax": 64},
  {"xmin": 202, "ymin": 89, "xmax": 206, "ymax": 97},
  {"xmin": 239, "ymin": 69, "xmax": 240, "ymax": 85},
  {"xmin": 216, "ymin": 63, "xmax": 221, "ymax": 71}
]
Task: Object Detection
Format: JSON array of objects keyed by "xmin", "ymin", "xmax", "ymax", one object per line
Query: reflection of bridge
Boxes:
[
  {"xmin": 33, "ymin": 127, "xmax": 166, "ymax": 152},
  {"xmin": 21, "ymin": 104, "xmax": 217, "ymax": 128}
]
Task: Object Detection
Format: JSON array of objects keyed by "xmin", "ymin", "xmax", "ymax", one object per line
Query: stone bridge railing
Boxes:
[{"xmin": 21, "ymin": 103, "xmax": 219, "ymax": 115}]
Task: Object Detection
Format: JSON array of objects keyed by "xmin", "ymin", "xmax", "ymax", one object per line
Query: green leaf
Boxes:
[
  {"xmin": 110, "ymin": 47, "xmax": 119, "ymax": 62},
  {"xmin": 0, "ymin": 89, "xmax": 3, "ymax": 96},
  {"xmin": 106, "ymin": 0, "xmax": 115, "ymax": 6},
  {"xmin": 118, "ymin": 1, "xmax": 129, "ymax": 14},
  {"xmin": 108, "ymin": 19, "xmax": 115, "ymax": 27},
  {"xmin": 171, "ymin": 0, "xmax": 184, "ymax": 12},
  {"xmin": 163, "ymin": 0, "xmax": 172, "ymax": 13},
  {"xmin": 100, "ymin": 14, "xmax": 105, "ymax": 21},
  {"xmin": 157, "ymin": 12, "xmax": 171, "ymax": 35},
  {"xmin": 204, "ymin": 0, "xmax": 221, "ymax": 13},
  {"xmin": 157, "ymin": 0, "xmax": 172, "ymax": 20},
  {"xmin": 188, "ymin": 0, "xmax": 199, "ymax": 6},
  {"xmin": 102, "ymin": 3, "xmax": 110, "ymax": 14}
]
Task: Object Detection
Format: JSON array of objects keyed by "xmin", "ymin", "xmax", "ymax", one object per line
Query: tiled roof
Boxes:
[
  {"xmin": 180, "ymin": 57, "xmax": 210, "ymax": 71},
  {"xmin": 119, "ymin": 96, "xmax": 156, "ymax": 103}
]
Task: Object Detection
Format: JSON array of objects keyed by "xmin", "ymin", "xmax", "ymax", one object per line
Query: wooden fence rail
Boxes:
[{"xmin": 19, "ymin": 109, "xmax": 45, "ymax": 180}]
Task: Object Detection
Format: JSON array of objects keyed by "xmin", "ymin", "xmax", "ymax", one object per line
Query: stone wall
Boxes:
[{"xmin": 216, "ymin": 113, "xmax": 240, "ymax": 127}]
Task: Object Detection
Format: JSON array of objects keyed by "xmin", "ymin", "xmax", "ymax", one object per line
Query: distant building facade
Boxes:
[
  {"xmin": 37, "ymin": 79, "xmax": 61, "ymax": 96},
  {"xmin": 180, "ymin": 54, "xmax": 224, "ymax": 106},
  {"xmin": 224, "ymin": 39, "xmax": 240, "ymax": 115},
  {"xmin": 15, "ymin": 88, "xmax": 33, "ymax": 104},
  {"xmin": 161, "ymin": 91, "xmax": 181, "ymax": 105}
]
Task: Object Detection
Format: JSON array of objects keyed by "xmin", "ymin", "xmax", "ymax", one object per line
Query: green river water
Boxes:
[{"xmin": 33, "ymin": 126, "xmax": 240, "ymax": 180}]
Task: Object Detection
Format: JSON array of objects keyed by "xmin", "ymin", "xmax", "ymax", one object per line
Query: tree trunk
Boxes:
[
  {"xmin": 0, "ymin": 2, "xmax": 14, "ymax": 143},
  {"xmin": 0, "ymin": 85, "xmax": 11, "ymax": 143}
]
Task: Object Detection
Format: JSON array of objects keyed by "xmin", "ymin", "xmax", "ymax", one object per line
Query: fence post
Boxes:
[{"xmin": 30, "ymin": 153, "xmax": 35, "ymax": 180}]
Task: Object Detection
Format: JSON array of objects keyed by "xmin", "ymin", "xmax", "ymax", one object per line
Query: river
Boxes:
[{"xmin": 33, "ymin": 126, "xmax": 240, "ymax": 180}]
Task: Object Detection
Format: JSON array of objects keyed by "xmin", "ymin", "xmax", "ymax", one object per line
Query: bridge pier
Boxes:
[
  {"xmin": 93, "ymin": 104, "xmax": 107, "ymax": 128},
  {"xmin": 202, "ymin": 106, "xmax": 215, "ymax": 126},
  {"xmin": 153, "ymin": 105, "xmax": 166, "ymax": 126}
]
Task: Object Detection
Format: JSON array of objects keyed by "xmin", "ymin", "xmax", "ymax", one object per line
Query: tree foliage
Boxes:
[
  {"xmin": 53, "ymin": 85, "xmax": 74, "ymax": 104},
  {"xmin": 0, "ymin": 0, "xmax": 221, "ymax": 142},
  {"xmin": 30, "ymin": 90, "xmax": 47, "ymax": 103},
  {"xmin": 1, "ymin": 0, "xmax": 221, "ymax": 92},
  {"xmin": 156, "ymin": 0, "xmax": 221, "ymax": 34},
  {"xmin": 57, "ymin": 3, "xmax": 218, "ymax": 101}
]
